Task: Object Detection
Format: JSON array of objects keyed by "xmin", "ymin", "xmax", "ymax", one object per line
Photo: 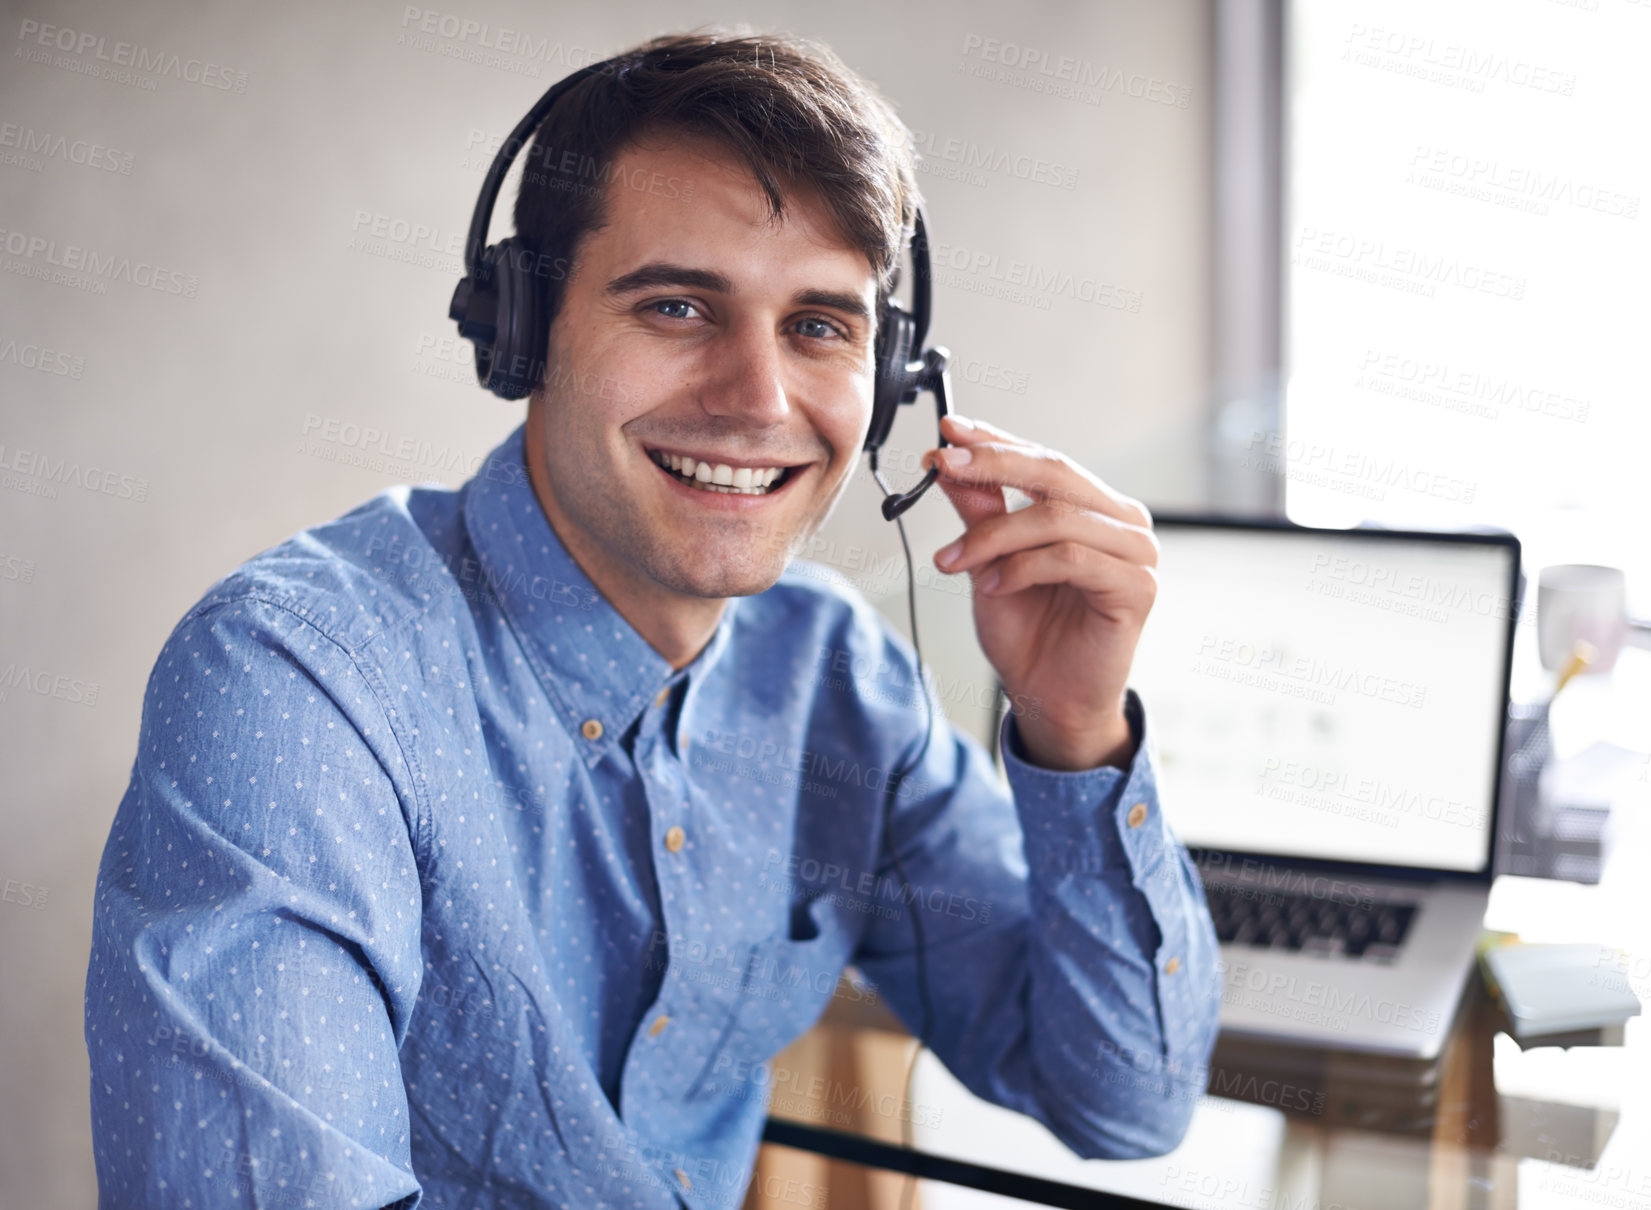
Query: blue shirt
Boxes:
[{"xmin": 85, "ymin": 422, "xmax": 1219, "ymax": 1210}]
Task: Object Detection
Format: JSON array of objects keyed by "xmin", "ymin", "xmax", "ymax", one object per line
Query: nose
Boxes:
[{"xmin": 695, "ymin": 317, "xmax": 791, "ymax": 428}]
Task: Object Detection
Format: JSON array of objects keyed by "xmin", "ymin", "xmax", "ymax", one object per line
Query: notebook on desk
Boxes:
[{"xmin": 1129, "ymin": 516, "xmax": 1521, "ymax": 1059}]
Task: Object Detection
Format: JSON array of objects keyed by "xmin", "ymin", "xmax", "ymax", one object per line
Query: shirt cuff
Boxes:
[{"xmin": 1000, "ymin": 688, "xmax": 1170, "ymax": 880}]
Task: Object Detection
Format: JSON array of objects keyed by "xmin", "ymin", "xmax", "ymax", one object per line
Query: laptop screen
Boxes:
[{"xmin": 1129, "ymin": 521, "xmax": 1517, "ymax": 875}]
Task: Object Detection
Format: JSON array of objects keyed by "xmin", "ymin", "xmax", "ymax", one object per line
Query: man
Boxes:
[{"xmin": 85, "ymin": 30, "xmax": 1219, "ymax": 1210}]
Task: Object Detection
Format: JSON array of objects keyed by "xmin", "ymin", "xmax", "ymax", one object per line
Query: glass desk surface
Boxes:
[{"xmin": 755, "ymin": 812, "xmax": 1651, "ymax": 1210}]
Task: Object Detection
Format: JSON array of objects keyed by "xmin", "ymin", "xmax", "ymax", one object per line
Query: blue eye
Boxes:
[
  {"xmin": 652, "ymin": 299, "xmax": 700, "ymax": 320},
  {"xmin": 795, "ymin": 317, "xmax": 842, "ymax": 340}
]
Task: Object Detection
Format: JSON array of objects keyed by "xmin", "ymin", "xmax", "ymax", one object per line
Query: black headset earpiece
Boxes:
[
  {"xmin": 452, "ymin": 235, "xmax": 547, "ymax": 400},
  {"xmin": 867, "ymin": 209, "xmax": 952, "ymax": 521},
  {"xmin": 449, "ymin": 59, "xmax": 613, "ymax": 401},
  {"xmin": 450, "ymin": 57, "xmax": 951, "ymax": 516}
]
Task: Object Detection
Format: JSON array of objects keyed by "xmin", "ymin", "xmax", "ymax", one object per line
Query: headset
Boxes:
[
  {"xmin": 448, "ymin": 50, "xmax": 953, "ymax": 521},
  {"xmin": 449, "ymin": 47, "xmax": 949, "ymax": 1203}
]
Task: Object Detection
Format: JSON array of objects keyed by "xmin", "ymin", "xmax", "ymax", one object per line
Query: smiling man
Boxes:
[{"xmin": 85, "ymin": 31, "xmax": 1219, "ymax": 1210}]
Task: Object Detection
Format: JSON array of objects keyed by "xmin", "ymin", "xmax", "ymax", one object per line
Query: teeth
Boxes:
[{"xmin": 652, "ymin": 450, "xmax": 789, "ymax": 496}]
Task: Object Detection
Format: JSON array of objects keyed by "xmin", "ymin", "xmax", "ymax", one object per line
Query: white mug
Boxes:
[{"xmin": 1537, "ymin": 564, "xmax": 1651, "ymax": 674}]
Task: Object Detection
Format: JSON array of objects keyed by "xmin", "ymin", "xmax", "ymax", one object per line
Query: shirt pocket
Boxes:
[{"xmin": 685, "ymin": 901, "xmax": 844, "ymax": 1104}]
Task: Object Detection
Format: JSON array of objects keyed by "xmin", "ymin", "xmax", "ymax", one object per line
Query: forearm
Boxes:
[{"xmin": 999, "ymin": 699, "xmax": 1221, "ymax": 1155}]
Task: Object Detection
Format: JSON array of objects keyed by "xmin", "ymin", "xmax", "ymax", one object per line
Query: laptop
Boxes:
[{"xmin": 1129, "ymin": 516, "xmax": 1520, "ymax": 1059}]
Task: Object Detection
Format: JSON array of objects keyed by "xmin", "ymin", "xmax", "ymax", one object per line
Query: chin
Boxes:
[{"xmin": 650, "ymin": 549, "xmax": 786, "ymax": 600}]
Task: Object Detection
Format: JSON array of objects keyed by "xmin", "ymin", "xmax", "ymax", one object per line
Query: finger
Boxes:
[
  {"xmin": 924, "ymin": 441, "xmax": 1149, "ymax": 528},
  {"xmin": 940, "ymin": 413, "xmax": 1033, "ymax": 450},
  {"xmin": 931, "ymin": 463, "xmax": 1008, "ymax": 530},
  {"xmin": 934, "ymin": 502, "xmax": 1158, "ymax": 574},
  {"xmin": 980, "ymin": 542, "xmax": 1159, "ymax": 611}
]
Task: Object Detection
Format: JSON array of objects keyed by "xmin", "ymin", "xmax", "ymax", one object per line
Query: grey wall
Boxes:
[{"xmin": 0, "ymin": 0, "xmax": 1213, "ymax": 1201}]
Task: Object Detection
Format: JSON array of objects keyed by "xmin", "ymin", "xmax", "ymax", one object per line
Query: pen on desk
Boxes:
[{"xmin": 1552, "ymin": 640, "xmax": 1596, "ymax": 701}]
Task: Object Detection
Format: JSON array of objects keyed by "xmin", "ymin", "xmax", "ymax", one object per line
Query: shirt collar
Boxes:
[{"xmin": 463, "ymin": 423, "xmax": 738, "ymax": 768}]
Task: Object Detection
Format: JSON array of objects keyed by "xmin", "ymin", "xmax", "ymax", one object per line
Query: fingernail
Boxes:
[
  {"xmin": 948, "ymin": 415, "xmax": 976, "ymax": 430},
  {"xmin": 939, "ymin": 446, "xmax": 972, "ymax": 469},
  {"xmin": 935, "ymin": 539, "xmax": 963, "ymax": 567}
]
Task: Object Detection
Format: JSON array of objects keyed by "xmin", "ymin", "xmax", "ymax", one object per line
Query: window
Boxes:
[{"xmin": 1284, "ymin": 0, "xmax": 1648, "ymax": 593}]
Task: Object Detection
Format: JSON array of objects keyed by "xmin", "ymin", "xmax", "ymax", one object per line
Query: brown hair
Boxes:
[{"xmin": 509, "ymin": 28, "xmax": 920, "ymax": 329}]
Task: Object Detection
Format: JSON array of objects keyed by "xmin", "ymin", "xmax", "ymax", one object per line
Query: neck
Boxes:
[{"xmin": 523, "ymin": 417, "xmax": 724, "ymax": 671}]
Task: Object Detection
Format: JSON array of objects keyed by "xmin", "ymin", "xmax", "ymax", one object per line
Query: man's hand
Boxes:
[{"xmin": 923, "ymin": 414, "xmax": 1158, "ymax": 771}]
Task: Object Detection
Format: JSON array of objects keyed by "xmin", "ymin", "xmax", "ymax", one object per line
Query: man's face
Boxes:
[{"xmin": 526, "ymin": 136, "xmax": 878, "ymax": 604}]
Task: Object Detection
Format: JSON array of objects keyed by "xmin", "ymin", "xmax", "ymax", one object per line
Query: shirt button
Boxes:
[
  {"xmin": 580, "ymin": 718, "xmax": 603, "ymax": 741},
  {"xmin": 675, "ymin": 1168, "xmax": 692, "ymax": 1190},
  {"xmin": 649, "ymin": 1013, "xmax": 670, "ymax": 1036},
  {"xmin": 654, "ymin": 686, "xmax": 670, "ymax": 708},
  {"xmin": 664, "ymin": 825, "xmax": 686, "ymax": 853},
  {"xmin": 1127, "ymin": 802, "xmax": 1149, "ymax": 828},
  {"xmin": 1164, "ymin": 956, "xmax": 1181, "ymax": 975}
]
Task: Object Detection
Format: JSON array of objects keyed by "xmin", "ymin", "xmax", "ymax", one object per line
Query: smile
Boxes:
[{"xmin": 648, "ymin": 448, "xmax": 797, "ymax": 497}]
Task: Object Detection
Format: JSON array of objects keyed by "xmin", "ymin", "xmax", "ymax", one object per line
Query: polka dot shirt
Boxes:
[{"xmin": 83, "ymin": 424, "xmax": 1220, "ymax": 1208}]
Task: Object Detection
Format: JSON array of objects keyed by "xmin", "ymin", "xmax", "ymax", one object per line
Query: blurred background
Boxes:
[{"xmin": 2, "ymin": 0, "xmax": 1646, "ymax": 1204}]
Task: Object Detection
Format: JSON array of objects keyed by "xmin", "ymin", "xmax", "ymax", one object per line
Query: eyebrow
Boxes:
[{"xmin": 605, "ymin": 262, "xmax": 871, "ymax": 321}]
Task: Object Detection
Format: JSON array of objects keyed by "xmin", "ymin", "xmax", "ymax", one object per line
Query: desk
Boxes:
[
  {"xmin": 746, "ymin": 823, "xmax": 1651, "ymax": 1209},
  {"xmin": 743, "ymin": 642, "xmax": 1651, "ymax": 1207}
]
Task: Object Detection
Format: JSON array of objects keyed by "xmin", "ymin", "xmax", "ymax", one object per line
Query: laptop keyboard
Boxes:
[{"xmin": 1206, "ymin": 885, "xmax": 1418, "ymax": 961}]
